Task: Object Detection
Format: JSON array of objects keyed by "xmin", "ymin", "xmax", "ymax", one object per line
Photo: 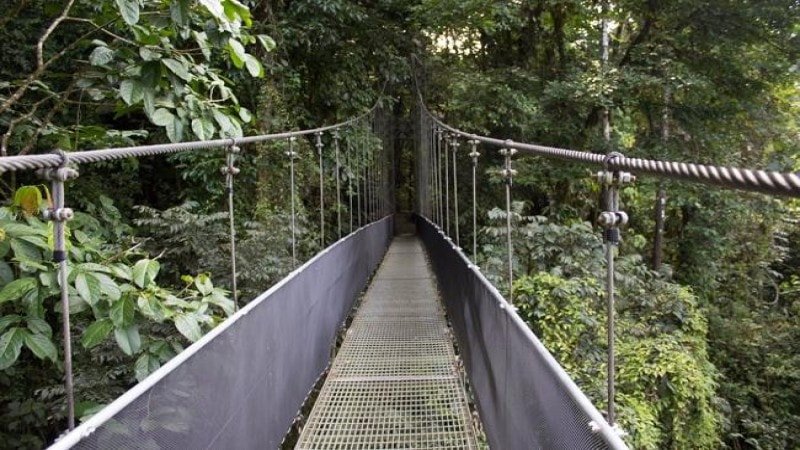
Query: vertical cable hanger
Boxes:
[
  {"xmin": 444, "ymin": 133, "xmax": 451, "ymax": 236},
  {"xmin": 597, "ymin": 153, "xmax": 633, "ymax": 429},
  {"xmin": 500, "ymin": 143, "xmax": 517, "ymax": 299},
  {"xmin": 222, "ymin": 141, "xmax": 241, "ymax": 308},
  {"xmin": 333, "ymin": 130, "xmax": 342, "ymax": 239},
  {"xmin": 315, "ymin": 132, "xmax": 325, "ymax": 248},
  {"xmin": 287, "ymin": 136, "xmax": 298, "ymax": 265},
  {"xmin": 451, "ymin": 136, "xmax": 460, "ymax": 247},
  {"xmin": 38, "ymin": 150, "xmax": 78, "ymax": 431},
  {"xmin": 468, "ymin": 140, "xmax": 480, "ymax": 262}
]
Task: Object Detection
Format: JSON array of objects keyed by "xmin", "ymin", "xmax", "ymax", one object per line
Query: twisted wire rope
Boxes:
[
  {"xmin": 417, "ymin": 93, "xmax": 800, "ymax": 198},
  {"xmin": 0, "ymin": 101, "xmax": 382, "ymax": 173}
]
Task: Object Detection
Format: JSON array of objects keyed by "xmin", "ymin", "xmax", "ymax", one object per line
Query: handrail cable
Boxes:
[
  {"xmin": 0, "ymin": 97, "xmax": 383, "ymax": 173},
  {"xmin": 415, "ymin": 86, "xmax": 800, "ymax": 198}
]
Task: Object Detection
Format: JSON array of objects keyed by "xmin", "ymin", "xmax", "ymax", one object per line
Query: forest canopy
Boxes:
[{"xmin": 1, "ymin": 1, "xmax": 798, "ymax": 449}]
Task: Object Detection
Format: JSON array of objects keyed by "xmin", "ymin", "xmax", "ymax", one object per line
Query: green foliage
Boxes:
[
  {"xmin": 484, "ymin": 211, "xmax": 720, "ymax": 448},
  {"xmin": 0, "ymin": 187, "xmax": 233, "ymax": 446},
  {"xmin": 0, "ymin": 0, "xmax": 274, "ymax": 161}
]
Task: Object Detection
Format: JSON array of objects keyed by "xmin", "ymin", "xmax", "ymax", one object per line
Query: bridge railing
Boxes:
[
  {"xmin": 419, "ymin": 215, "xmax": 628, "ymax": 449},
  {"xmin": 51, "ymin": 216, "xmax": 393, "ymax": 449},
  {"xmin": 0, "ymin": 100, "xmax": 393, "ymax": 443},
  {"xmin": 414, "ymin": 82, "xmax": 798, "ymax": 448}
]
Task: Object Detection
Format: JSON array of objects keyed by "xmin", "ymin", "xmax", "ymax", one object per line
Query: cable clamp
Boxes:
[
  {"xmin": 498, "ymin": 148, "xmax": 517, "ymax": 158},
  {"xmin": 597, "ymin": 211, "xmax": 628, "ymax": 245},
  {"xmin": 597, "ymin": 151, "xmax": 635, "ymax": 186},
  {"xmin": 37, "ymin": 150, "xmax": 79, "ymax": 182},
  {"xmin": 220, "ymin": 166, "xmax": 240, "ymax": 176},
  {"xmin": 42, "ymin": 208, "xmax": 74, "ymax": 222},
  {"xmin": 315, "ymin": 131, "xmax": 323, "ymax": 155},
  {"xmin": 467, "ymin": 140, "xmax": 481, "ymax": 160}
]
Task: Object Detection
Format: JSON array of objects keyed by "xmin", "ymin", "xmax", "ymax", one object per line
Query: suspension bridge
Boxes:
[{"xmin": 1, "ymin": 88, "xmax": 798, "ymax": 450}]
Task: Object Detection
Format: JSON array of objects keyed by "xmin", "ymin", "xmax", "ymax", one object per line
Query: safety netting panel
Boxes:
[
  {"xmin": 52, "ymin": 217, "xmax": 393, "ymax": 450},
  {"xmin": 417, "ymin": 216, "xmax": 628, "ymax": 450}
]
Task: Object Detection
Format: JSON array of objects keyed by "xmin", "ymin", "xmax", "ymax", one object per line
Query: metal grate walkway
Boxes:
[{"xmin": 295, "ymin": 236, "xmax": 480, "ymax": 449}]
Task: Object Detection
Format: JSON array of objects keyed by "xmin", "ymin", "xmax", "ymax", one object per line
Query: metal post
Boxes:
[
  {"xmin": 347, "ymin": 134, "xmax": 353, "ymax": 233},
  {"xmin": 222, "ymin": 143, "xmax": 241, "ymax": 308},
  {"xmin": 364, "ymin": 129, "xmax": 370, "ymax": 223},
  {"xmin": 596, "ymin": 152, "xmax": 634, "ymax": 428},
  {"xmin": 431, "ymin": 126, "xmax": 438, "ymax": 223},
  {"xmin": 436, "ymin": 128, "xmax": 444, "ymax": 227},
  {"xmin": 334, "ymin": 130, "xmax": 342, "ymax": 239},
  {"xmin": 38, "ymin": 150, "xmax": 78, "ymax": 431},
  {"xmin": 315, "ymin": 132, "xmax": 324, "ymax": 248},
  {"xmin": 452, "ymin": 137, "xmax": 460, "ymax": 247},
  {"xmin": 444, "ymin": 133, "xmax": 451, "ymax": 236},
  {"xmin": 468, "ymin": 140, "xmax": 480, "ymax": 262},
  {"xmin": 500, "ymin": 144, "xmax": 517, "ymax": 299},
  {"xmin": 356, "ymin": 131, "xmax": 362, "ymax": 227},
  {"xmin": 286, "ymin": 137, "xmax": 298, "ymax": 265},
  {"xmin": 429, "ymin": 124, "xmax": 435, "ymax": 219}
]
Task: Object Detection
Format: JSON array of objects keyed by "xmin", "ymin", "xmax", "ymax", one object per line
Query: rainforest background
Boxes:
[{"xmin": 0, "ymin": 0, "xmax": 798, "ymax": 448}]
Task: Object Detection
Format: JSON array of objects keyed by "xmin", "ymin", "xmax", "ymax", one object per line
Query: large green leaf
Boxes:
[
  {"xmin": 151, "ymin": 109, "xmax": 174, "ymax": 127},
  {"xmin": 95, "ymin": 273, "xmax": 121, "ymax": 301},
  {"xmin": 204, "ymin": 290, "xmax": 234, "ymax": 316},
  {"xmin": 174, "ymin": 314, "xmax": 202, "ymax": 342},
  {"xmin": 1, "ymin": 222, "xmax": 47, "ymax": 238},
  {"xmin": 0, "ymin": 327, "xmax": 28, "ymax": 370},
  {"xmin": 169, "ymin": 0, "xmax": 190, "ymax": 26},
  {"xmin": 110, "ymin": 297, "xmax": 135, "ymax": 328},
  {"xmin": 137, "ymin": 295, "xmax": 165, "ymax": 322},
  {"xmin": 0, "ymin": 315, "xmax": 21, "ymax": 334},
  {"xmin": 9, "ymin": 239, "xmax": 42, "ymax": 262},
  {"xmin": 24, "ymin": 332, "xmax": 57, "ymax": 362},
  {"xmin": 120, "ymin": 79, "xmax": 144, "ymax": 105},
  {"xmin": 26, "ymin": 318, "xmax": 52, "ymax": 338},
  {"xmin": 227, "ymin": 40, "xmax": 246, "ymax": 69},
  {"xmin": 162, "ymin": 58, "xmax": 192, "ymax": 82},
  {"xmin": 212, "ymin": 109, "xmax": 241, "ymax": 138},
  {"xmin": 244, "ymin": 54, "xmax": 264, "ymax": 78},
  {"xmin": 199, "ymin": 0, "xmax": 225, "ymax": 19},
  {"xmin": 165, "ymin": 116, "xmax": 185, "ymax": 143},
  {"xmin": 89, "ymin": 46, "xmax": 114, "ymax": 66},
  {"xmin": 0, "ymin": 278, "xmax": 37, "ymax": 304},
  {"xmin": 81, "ymin": 319, "xmax": 113, "ymax": 349},
  {"xmin": 256, "ymin": 35, "xmax": 276, "ymax": 52},
  {"xmin": 0, "ymin": 261, "xmax": 12, "ymax": 285},
  {"xmin": 132, "ymin": 259, "xmax": 160, "ymax": 288},
  {"xmin": 115, "ymin": 0, "xmax": 140, "ymax": 25},
  {"xmin": 191, "ymin": 118, "xmax": 215, "ymax": 140},
  {"xmin": 12, "ymin": 186, "xmax": 43, "ymax": 216},
  {"xmin": 114, "ymin": 325, "xmax": 141, "ymax": 356},
  {"xmin": 194, "ymin": 274, "xmax": 213, "ymax": 296},
  {"xmin": 222, "ymin": 0, "xmax": 251, "ymax": 25},
  {"xmin": 75, "ymin": 273, "xmax": 101, "ymax": 306},
  {"xmin": 134, "ymin": 352, "xmax": 161, "ymax": 382}
]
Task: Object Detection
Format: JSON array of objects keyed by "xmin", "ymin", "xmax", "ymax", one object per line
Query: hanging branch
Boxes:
[{"xmin": 0, "ymin": 8, "xmax": 115, "ymax": 117}]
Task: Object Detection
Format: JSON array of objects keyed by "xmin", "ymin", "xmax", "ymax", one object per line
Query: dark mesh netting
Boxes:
[
  {"xmin": 52, "ymin": 218, "xmax": 393, "ymax": 450},
  {"xmin": 417, "ymin": 216, "xmax": 628, "ymax": 450}
]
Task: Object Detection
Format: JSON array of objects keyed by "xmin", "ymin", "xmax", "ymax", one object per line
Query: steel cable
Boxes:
[{"xmin": 417, "ymin": 93, "xmax": 800, "ymax": 198}]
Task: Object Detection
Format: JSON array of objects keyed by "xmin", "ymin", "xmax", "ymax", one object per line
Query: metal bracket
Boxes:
[
  {"xmin": 499, "ymin": 144, "xmax": 517, "ymax": 185},
  {"xmin": 286, "ymin": 136, "xmax": 298, "ymax": 159},
  {"xmin": 315, "ymin": 131, "xmax": 324, "ymax": 156},
  {"xmin": 468, "ymin": 139, "xmax": 480, "ymax": 163},
  {"xmin": 595, "ymin": 152, "xmax": 635, "ymax": 245}
]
